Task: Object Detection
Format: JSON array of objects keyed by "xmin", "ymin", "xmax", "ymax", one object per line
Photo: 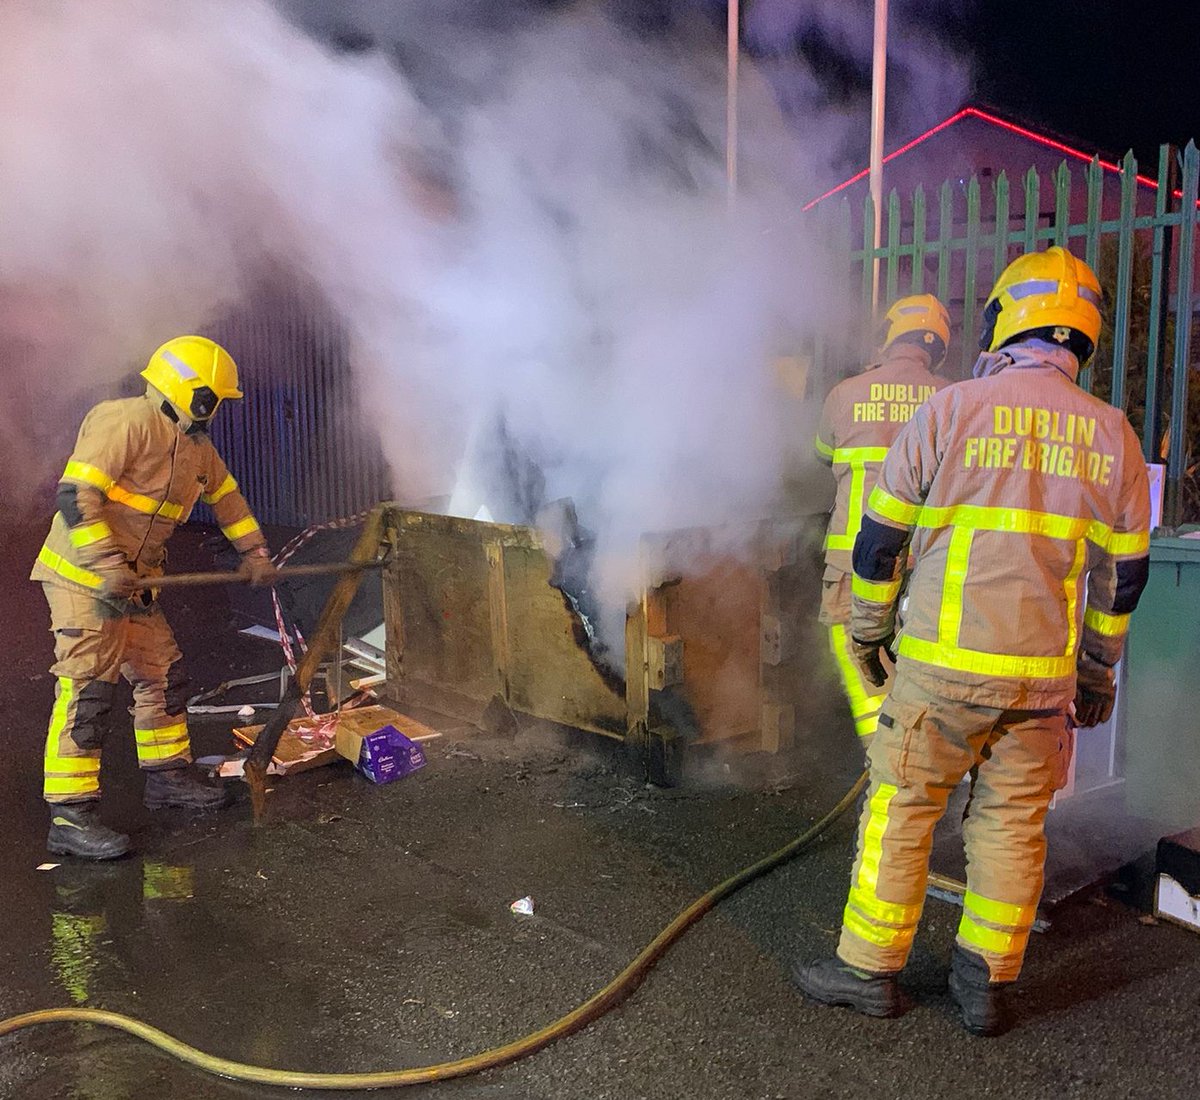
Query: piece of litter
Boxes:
[
  {"xmin": 1138, "ymin": 914, "xmax": 1159, "ymax": 926},
  {"xmin": 36, "ymin": 863, "xmax": 60, "ymax": 872},
  {"xmin": 510, "ymin": 896, "xmax": 535, "ymax": 916},
  {"xmin": 217, "ymin": 758, "xmax": 283, "ymax": 778},
  {"xmin": 237, "ymin": 705, "xmax": 256, "ymax": 719}
]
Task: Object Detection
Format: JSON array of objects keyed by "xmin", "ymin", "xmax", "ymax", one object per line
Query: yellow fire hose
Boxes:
[{"xmin": 0, "ymin": 771, "xmax": 867, "ymax": 1091}]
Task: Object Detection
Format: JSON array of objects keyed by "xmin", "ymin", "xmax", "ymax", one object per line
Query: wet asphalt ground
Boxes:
[{"xmin": 1, "ymin": 520, "xmax": 1198, "ymax": 1100}]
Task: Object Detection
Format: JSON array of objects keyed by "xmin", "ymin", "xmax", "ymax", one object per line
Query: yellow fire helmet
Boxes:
[
  {"xmin": 980, "ymin": 246, "xmax": 1103, "ymax": 364},
  {"xmin": 141, "ymin": 336, "xmax": 242, "ymax": 422},
  {"xmin": 879, "ymin": 293, "xmax": 951, "ymax": 367}
]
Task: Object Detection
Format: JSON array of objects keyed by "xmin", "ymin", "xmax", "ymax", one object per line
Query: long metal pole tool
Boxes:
[{"xmin": 136, "ymin": 560, "xmax": 384, "ymax": 590}]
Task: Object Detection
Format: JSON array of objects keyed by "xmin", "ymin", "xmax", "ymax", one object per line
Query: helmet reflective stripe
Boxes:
[
  {"xmin": 1006, "ymin": 279, "xmax": 1102, "ymax": 308},
  {"xmin": 1007, "ymin": 279, "xmax": 1060, "ymax": 300},
  {"xmin": 159, "ymin": 349, "xmax": 200, "ymax": 380}
]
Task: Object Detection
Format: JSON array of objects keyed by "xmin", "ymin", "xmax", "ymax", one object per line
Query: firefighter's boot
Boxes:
[
  {"xmin": 949, "ymin": 945, "xmax": 1012, "ymax": 1037},
  {"xmin": 47, "ymin": 803, "xmax": 132, "ymax": 861},
  {"xmin": 791, "ymin": 957, "xmax": 909, "ymax": 1018},
  {"xmin": 143, "ymin": 766, "xmax": 231, "ymax": 811}
]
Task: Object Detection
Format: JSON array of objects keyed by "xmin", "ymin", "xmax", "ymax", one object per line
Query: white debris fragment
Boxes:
[
  {"xmin": 217, "ymin": 758, "xmax": 284, "ymax": 778},
  {"xmin": 36, "ymin": 863, "xmax": 60, "ymax": 871},
  {"xmin": 510, "ymin": 895, "xmax": 535, "ymax": 916},
  {"xmin": 237, "ymin": 704, "xmax": 256, "ymax": 719}
]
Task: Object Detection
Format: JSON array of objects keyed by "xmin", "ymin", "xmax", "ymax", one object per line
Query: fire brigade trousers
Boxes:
[
  {"xmin": 820, "ymin": 567, "xmax": 892, "ymax": 742},
  {"xmin": 835, "ymin": 674, "xmax": 1070, "ymax": 983},
  {"xmin": 42, "ymin": 582, "xmax": 191, "ymax": 804}
]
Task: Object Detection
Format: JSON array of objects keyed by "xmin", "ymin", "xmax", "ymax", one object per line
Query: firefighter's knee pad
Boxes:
[
  {"xmin": 69, "ymin": 681, "xmax": 117, "ymax": 751},
  {"xmin": 164, "ymin": 662, "xmax": 192, "ymax": 717}
]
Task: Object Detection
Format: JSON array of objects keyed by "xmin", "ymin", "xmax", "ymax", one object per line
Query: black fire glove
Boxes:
[
  {"xmin": 1074, "ymin": 651, "xmax": 1116, "ymax": 728},
  {"xmin": 851, "ymin": 634, "xmax": 895, "ymax": 689}
]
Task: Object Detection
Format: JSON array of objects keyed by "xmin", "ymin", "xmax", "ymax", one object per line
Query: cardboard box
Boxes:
[
  {"xmin": 1155, "ymin": 828, "xmax": 1200, "ymax": 934},
  {"xmin": 335, "ymin": 719, "xmax": 428, "ymax": 784},
  {"xmin": 234, "ymin": 705, "xmax": 440, "ymax": 778},
  {"xmin": 231, "ymin": 720, "xmax": 340, "ymax": 774}
]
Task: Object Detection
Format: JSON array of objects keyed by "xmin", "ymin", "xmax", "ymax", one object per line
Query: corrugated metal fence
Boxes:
[
  {"xmin": 816, "ymin": 141, "xmax": 1200, "ymax": 524},
  {"xmin": 194, "ymin": 288, "xmax": 392, "ymax": 529}
]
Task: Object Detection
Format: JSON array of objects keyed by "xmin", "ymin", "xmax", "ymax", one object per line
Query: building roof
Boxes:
[{"xmin": 803, "ymin": 105, "xmax": 1167, "ymax": 212}]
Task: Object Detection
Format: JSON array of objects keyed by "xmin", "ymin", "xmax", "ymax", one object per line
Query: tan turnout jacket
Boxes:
[
  {"xmin": 850, "ymin": 342, "xmax": 1151, "ymax": 710},
  {"xmin": 816, "ymin": 348, "xmax": 948, "ymax": 573},
  {"xmin": 32, "ymin": 393, "xmax": 265, "ymax": 591}
]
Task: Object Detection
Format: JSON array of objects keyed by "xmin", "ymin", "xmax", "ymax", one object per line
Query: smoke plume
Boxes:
[{"xmin": 0, "ymin": 0, "xmax": 967, "ymax": 638}]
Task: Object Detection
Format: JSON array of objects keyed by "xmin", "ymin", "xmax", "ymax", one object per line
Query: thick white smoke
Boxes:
[{"xmin": 0, "ymin": 0, "xmax": 965, "ymax": 640}]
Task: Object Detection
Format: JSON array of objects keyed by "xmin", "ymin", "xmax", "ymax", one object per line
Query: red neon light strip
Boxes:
[
  {"xmin": 801, "ymin": 109, "xmax": 969, "ymax": 211},
  {"xmin": 802, "ymin": 105, "xmax": 1181, "ymax": 211},
  {"xmin": 964, "ymin": 108, "xmax": 1162, "ymax": 190}
]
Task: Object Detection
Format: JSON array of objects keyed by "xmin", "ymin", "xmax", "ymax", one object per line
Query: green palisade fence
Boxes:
[{"xmin": 826, "ymin": 141, "xmax": 1200, "ymax": 525}]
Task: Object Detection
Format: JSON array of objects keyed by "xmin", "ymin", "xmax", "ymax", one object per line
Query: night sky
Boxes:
[
  {"xmin": 699, "ymin": 0, "xmax": 1200, "ymax": 172},
  {"xmin": 943, "ymin": 0, "xmax": 1200, "ymax": 163}
]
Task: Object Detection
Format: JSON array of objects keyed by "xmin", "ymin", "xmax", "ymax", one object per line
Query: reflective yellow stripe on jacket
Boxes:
[
  {"xmin": 38, "ymin": 546, "xmax": 103, "ymax": 589},
  {"xmin": 869, "ymin": 487, "xmax": 1150, "ymax": 555},
  {"xmin": 869, "ymin": 486, "xmax": 1149, "ymax": 680},
  {"xmin": 202, "ymin": 474, "xmax": 238, "ymax": 505},
  {"xmin": 825, "ymin": 447, "xmax": 890, "ymax": 552},
  {"xmin": 68, "ymin": 521, "xmax": 112, "ymax": 549},
  {"xmin": 852, "ymin": 572, "xmax": 902, "ymax": 604},
  {"xmin": 221, "ymin": 516, "xmax": 260, "ymax": 543},
  {"xmin": 63, "ymin": 461, "xmax": 185, "ymax": 521},
  {"xmin": 1084, "ymin": 607, "xmax": 1131, "ymax": 637}
]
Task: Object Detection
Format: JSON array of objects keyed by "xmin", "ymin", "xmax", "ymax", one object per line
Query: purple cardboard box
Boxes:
[{"xmin": 355, "ymin": 724, "xmax": 427, "ymax": 785}]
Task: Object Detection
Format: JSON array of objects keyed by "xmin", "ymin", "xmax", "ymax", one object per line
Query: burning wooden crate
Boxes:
[{"xmin": 380, "ymin": 507, "xmax": 827, "ymax": 776}]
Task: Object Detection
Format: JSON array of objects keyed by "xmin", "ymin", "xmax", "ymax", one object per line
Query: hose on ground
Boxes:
[{"xmin": 0, "ymin": 770, "xmax": 869, "ymax": 1091}]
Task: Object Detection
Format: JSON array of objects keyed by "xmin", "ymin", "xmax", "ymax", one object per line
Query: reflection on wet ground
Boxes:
[{"xmin": 1, "ymin": 525, "xmax": 1198, "ymax": 1099}]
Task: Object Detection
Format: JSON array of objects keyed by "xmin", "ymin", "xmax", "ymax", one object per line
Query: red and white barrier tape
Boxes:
[{"xmin": 268, "ymin": 509, "xmax": 375, "ymax": 741}]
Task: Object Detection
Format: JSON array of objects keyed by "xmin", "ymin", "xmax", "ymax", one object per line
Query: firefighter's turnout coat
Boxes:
[
  {"xmin": 836, "ymin": 340, "xmax": 1151, "ymax": 981},
  {"xmin": 32, "ymin": 394, "xmax": 266, "ymax": 803},
  {"xmin": 816, "ymin": 347, "xmax": 948, "ymax": 738}
]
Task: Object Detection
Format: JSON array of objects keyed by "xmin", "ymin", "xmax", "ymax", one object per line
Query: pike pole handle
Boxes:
[
  {"xmin": 138, "ymin": 560, "xmax": 384, "ymax": 590},
  {"xmin": 241, "ymin": 507, "xmax": 388, "ymax": 819}
]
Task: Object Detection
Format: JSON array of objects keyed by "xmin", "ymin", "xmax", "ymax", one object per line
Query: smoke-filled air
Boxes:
[{"xmin": 0, "ymin": 0, "xmax": 966, "ymax": 647}]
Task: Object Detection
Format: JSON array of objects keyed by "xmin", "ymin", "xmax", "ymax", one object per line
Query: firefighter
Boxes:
[
  {"xmin": 794, "ymin": 248, "xmax": 1151, "ymax": 1035},
  {"xmin": 32, "ymin": 336, "xmax": 277, "ymax": 860},
  {"xmin": 815, "ymin": 294, "xmax": 951, "ymax": 746}
]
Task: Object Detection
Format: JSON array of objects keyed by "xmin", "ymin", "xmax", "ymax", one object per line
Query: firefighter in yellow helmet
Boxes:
[
  {"xmin": 815, "ymin": 294, "xmax": 952, "ymax": 747},
  {"xmin": 795, "ymin": 248, "xmax": 1151, "ymax": 1035},
  {"xmin": 31, "ymin": 336, "xmax": 277, "ymax": 860}
]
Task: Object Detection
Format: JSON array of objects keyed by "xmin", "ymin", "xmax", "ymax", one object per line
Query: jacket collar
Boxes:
[
  {"xmin": 972, "ymin": 338, "xmax": 1080, "ymax": 383},
  {"xmin": 865, "ymin": 345, "xmax": 934, "ymax": 374}
]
